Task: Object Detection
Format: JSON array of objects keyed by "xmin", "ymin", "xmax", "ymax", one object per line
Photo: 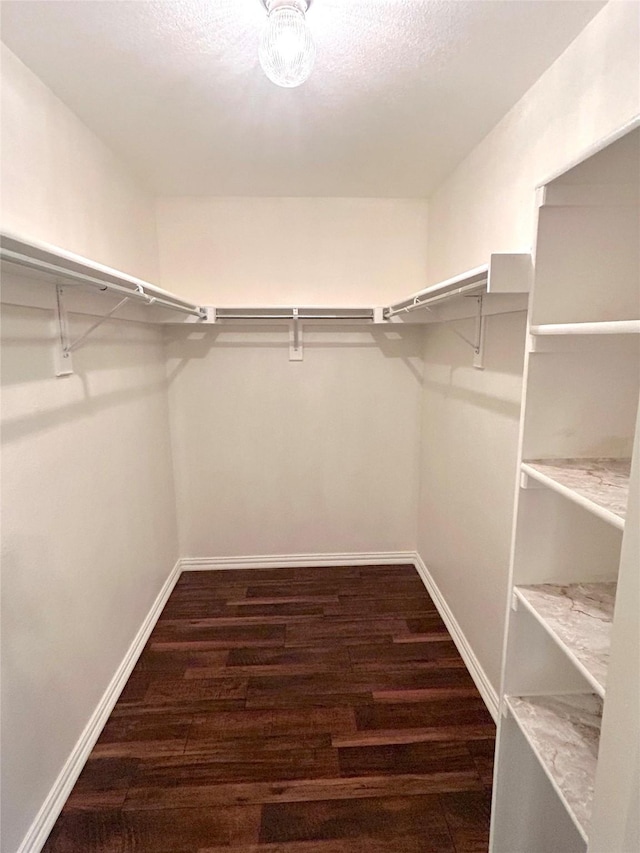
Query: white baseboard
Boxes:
[
  {"xmin": 413, "ymin": 552, "xmax": 499, "ymax": 722},
  {"xmin": 18, "ymin": 559, "xmax": 182, "ymax": 853},
  {"xmin": 180, "ymin": 551, "xmax": 417, "ymax": 571}
]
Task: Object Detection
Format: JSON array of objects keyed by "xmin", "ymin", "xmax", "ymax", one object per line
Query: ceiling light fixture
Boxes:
[{"xmin": 259, "ymin": 0, "xmax": 315, "ymax": 88}]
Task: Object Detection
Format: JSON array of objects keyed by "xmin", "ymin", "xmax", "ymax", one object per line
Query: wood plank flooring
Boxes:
[{"xmin": 43, "ymin": 565, "xmax": 495, "ymax": 853}]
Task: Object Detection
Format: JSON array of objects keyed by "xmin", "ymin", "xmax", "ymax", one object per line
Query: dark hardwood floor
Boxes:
[{"xmin": 43, "ymin": 565, "xmax": 495, "ymax": 852}]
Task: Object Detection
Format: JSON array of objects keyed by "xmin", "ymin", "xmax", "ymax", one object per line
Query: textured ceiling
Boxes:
[{"xmin": 1, "ymin": 0, "xmax": 605, "ymax": 197}]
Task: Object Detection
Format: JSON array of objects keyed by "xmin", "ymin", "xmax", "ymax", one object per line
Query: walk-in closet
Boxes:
[{"xmin": 1, "ymin": 2, "xmax": 638, "ymax": 852}]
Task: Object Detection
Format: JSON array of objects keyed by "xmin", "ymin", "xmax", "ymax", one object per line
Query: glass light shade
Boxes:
[{"xmin": 259, "ymin": 5, "xmax": 315, "ymax": 88}]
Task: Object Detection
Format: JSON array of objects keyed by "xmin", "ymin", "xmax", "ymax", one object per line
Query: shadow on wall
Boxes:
[
  {"xmin": 163, "ymin": 324, "xmax": 426, "ymax": 384},
  {"xmin": 1, "ymin": 303, "xmax": 163, "ymax": 387},
  {"xmin": 2, "ymin": 314, "xmax": 427, "ymax": 442},
  {"xmin": 421, "ymin": 312, "xmax": 527, "ymax": 374},
  {"xmin": 1, "ymin": 378, "xmax": 169, "ymax": 445},
  {"xmin": 1, "ymin": 305, "xmax": 169, "ymax": 444},
  {"xmin": 421, "ymin": 376, "xmax": 522, "ymax": 420},
  {"xmin": 420, "ymin": 311, "xmax": 527, "ymax": 419}
]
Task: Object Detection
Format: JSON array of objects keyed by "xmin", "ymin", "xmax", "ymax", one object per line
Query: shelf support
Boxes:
[
  {"xmin": 447, "ymin": 295, "xmax": 485, "ymax": 369},
  {"xmin": 473, "ymin": 295, "xmax": 486, "ymax": 369},
  {"xmin": 289, "ymin": 308, "xmax": 303, "ymax": 361},
  {"xmin": 54, "ymin": 284, "xmax": 73, "ymax": 376},
  {"xmin": 520, "ymin": 471, "xmax": 545, "ymax": 490},
  {"xmin": 65, "ymin": 295, "xmax": 132, "ymax": 354},
  {"xmin": 54, "ymin": 285, "xmax": 134, "ymax": 376}
]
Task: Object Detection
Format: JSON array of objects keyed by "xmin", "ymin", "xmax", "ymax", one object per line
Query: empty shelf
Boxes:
[
  {"xmin": 515, "ymin": 583, "xmax": 616, "ymax": 697},
  {"xmin": 521, "ymin": 458, "xmax": 631, "ymax": 529},
  {"xmin": 507, "ymin": 693, "xmax": 602, "ymax": 842}
]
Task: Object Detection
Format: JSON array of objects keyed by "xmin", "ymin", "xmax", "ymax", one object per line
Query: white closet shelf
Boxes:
[
  {"xmin": 506, "ymin": 693, "xmax": 602, "ymax": 843},
  {"xmin": 530, "ymin": 320, "xmax": 640, "ymax": 336},
  {"xmin": 384, "ymin": 252, "xmax": 531, "ymax": 319},
  {"xmin": 385, "ymin": 264, "xmax": 488, "ymax": 318},
  {"xmin": 514, "ymin": 583, "xmax": 616, "ymax": 697},
  {"xmin": 0, "ymin": 231, "xmax": 206, "ymax": 319},
  {"xmin": 521, "ymin": 458, "xmax": 631, "ymax": 529}
]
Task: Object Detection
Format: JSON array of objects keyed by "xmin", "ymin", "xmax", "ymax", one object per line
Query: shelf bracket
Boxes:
[
  {"xmin": 473, "ymin": 295, "xmax": 486, "ymax": 370},
  {"xmin": 520, "ymin": 471, "xmax": 545, "ymax": 490},
  {"xmin": 289, "ymin": 308, "xmax": 303, "ymax": 361},
  {"xmin": 54, "ymin": 285, "xmax": 133, "ymax": 376},
  {"xmin": 448, "ymin": 295, "xmax": 485, "ymax": 369},
  {"xmin": 66, "ymin": 295, "xmax": 131, "ymax": 354},
  {"xmin": 54, "ymin": 284, "xmax": 73, "ymax": 376}
]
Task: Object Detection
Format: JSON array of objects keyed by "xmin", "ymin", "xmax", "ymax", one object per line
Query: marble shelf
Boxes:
[
  {"xmin": 522, "ymin": 458, "xmax": 631, "ymax": 529},
  {"xmin": 515, "ymin": 583, "xmax": 616, "ymax": 697},
  {"xmin": 507, "ymin": 693, "xmax": 602, "ymax": 842}
]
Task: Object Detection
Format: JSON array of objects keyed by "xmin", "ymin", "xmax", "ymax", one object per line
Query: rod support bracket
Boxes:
[
  {"xmin": 289, "ymin": 308, "xmax": 303, "ymax": 361},
  {"xmin": 53, "ymin": 286, "xmax": 133, "ymax": 375},
  {"xmin": 447, "ymin": 294, "xmax": 485, "ymax": 368},
  {"xmin": 472, "ymin": 295, "xmax": 486, "ymax": 370},
  {"xmin": 54, "ymin": 284, "xmax": 74, "ymax": 376}
]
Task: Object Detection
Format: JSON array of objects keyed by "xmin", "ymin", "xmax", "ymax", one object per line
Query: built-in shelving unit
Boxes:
[
  {"xmin": 490, "ymin": 125, "xmax": 640, "ymax": 852},
  {"xmin": 507, "ymin": 694, "xmax": 602, "ymax": 841},
  {"xmin": 514, "ymin": 583, "xmax": 615, "ymax": 696},
  {"xmin": 521, "ymin": 458, "xmax": 631, "ymax": 528}
]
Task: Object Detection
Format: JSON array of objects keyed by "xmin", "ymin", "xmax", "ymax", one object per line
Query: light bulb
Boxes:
[{"xmin": 259, "ymin": 0, "xmax": 315, "ymax": 88}]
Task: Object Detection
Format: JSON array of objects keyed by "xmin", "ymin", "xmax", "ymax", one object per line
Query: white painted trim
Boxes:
[
  {"xmin": 17, "ymin": 559, "xmax": 182, "ymax": 853},
  {"xmin": 413, "ymin": 552, "xmax": 499, "ymax": 722},
  {"xmin": 180, "ymin": 551, "xmax": 417, "ymax": 571},
  {"xmin": 535, "ymin": 114, "xmax": 640, "ymax": 188}
]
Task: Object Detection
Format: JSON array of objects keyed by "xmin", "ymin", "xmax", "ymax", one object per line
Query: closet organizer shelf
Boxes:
[
  {"xmin": 506, "ymin": 694, "xmax": 602, "ymax": 843},
  {"xmin": 514, "ymin": 584, "xmax": 616, "ymax": 697},
  {"xmin": 521, "ymin": 458, "xmax": 631, "ymax": 529},
  {"xmin": 0, "ymin": 231, "xmax": 206, "ymax": 318},
  {"xmin": 384, "ymin": 252, "xmax": 531, "ymax": 318},
  {"xmin": 492, "ymin": 126, "xmax": 640, "ymax": 853}
]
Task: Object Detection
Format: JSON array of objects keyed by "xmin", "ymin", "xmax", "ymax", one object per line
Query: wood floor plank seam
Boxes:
[{"xmin": 42, "ymin": 565, "xmax": 495, "ymax": 853}]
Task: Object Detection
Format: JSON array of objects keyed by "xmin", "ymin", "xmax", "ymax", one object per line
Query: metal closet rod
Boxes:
[
  {"xmin": 384, "ymin": 279, "xmax": 487, "ymax": 318},
  {"xmin": 0, "ymin": 232, "xmax": 202, "ymax": 311},
  {"xmin": 1, "ymin": 248, "xmax": 205, "ymax": 318},
  {"xmin": 384, "ymin": 264, "xmax": 490, "ymax": 319},
  {"xmin": 215, "ymin": 308, "xmax": 375, "ymax": 321}
]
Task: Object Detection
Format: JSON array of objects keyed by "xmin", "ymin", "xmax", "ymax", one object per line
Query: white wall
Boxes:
[
  {"xmin": 165, "ymin": 325, "xmax": 423, "ymax": 558},
  {"xmin": 157, "ymin": 197, "xmax": 428, "ymax": 561},
  {"xmin": 156, "ymin": 197, "xmax": 429, "ymax": 307},
  {"xmin": 0, "ymin": 284, "xmax": 180, "ymax": 853},
  {"xmin": 0, "ymin": 44, "xmax": 159, "ymax": 280},
  {"xmin": 426, "ymin": 0, "xmax": 639, "ymax": 284},
  {"xmin": 3, "ymin": 6, "xmax": 638, "ymax": 847},
  {"xmin": 416, "ymin": 0, "xmax": 639, "ymax": 699},
  {"xmin": 417, "ymin": 313, "xmax": 527, "ymax": 694},
  {"xmin": 0, "ymin": 44, "xmax": 178, "ymax": 853}
]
